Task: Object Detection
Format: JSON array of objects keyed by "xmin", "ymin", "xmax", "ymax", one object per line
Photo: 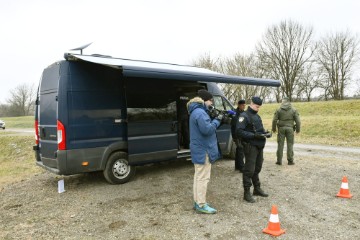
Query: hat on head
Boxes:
[
  {"xmin": 198, "ymin": 89, "xmax": 213, "ymax": 101},
  {"xmin": 238, "ymin": 99, "xmax": 246, "ymax": 104},
  {"xmin": 251, "ymin": 96, "xmax": 263, "ymax": 106}
]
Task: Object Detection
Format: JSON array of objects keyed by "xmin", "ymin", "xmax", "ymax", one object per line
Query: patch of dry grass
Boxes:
[{"xmin": 0, "ymin": 136, "xmax": 42, "ymax": 188}]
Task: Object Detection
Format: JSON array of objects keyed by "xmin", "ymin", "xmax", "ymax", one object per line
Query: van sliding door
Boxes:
[{"xmin": 126, "ymin": 78, "xmax": 178, "ymax": 164}]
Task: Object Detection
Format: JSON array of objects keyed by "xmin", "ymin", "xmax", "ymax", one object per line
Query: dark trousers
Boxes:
[
  {"xmin": 234, "ymin": 140, "xmax": 244, "ymax": 170},
  {"xmin": 242, "ymin": 144, "xmax": 264, "ymax": 189}
]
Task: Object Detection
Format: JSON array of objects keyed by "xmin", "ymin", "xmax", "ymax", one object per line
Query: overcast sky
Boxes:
[{"xmin": 1, "ymin": 0, "xmax": 359, "ymax": 103}]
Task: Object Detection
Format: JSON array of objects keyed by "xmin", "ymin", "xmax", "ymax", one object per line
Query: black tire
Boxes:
[{"xmin": 103, "ymin": 152, "xmax": 136, "ymax": 184}]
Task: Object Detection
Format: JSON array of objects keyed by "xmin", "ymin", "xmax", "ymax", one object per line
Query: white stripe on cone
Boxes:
[
  {"xmin": 269, "ymin": 214, "xmax": 279, "ymax": 223},
  {"xmin": 341, "ymin": 182, "xmax": 349, "ymax": 189}
]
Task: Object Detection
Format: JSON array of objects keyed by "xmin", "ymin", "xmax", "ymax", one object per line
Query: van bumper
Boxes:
[{"xmin": 36, "ymin": 161, "xmax": 61, "ymax": 175}]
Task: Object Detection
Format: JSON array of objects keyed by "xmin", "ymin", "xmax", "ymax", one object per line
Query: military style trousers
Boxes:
[
  {"xmin": 277, "ymin": 127, "xmax": 294, "ymax": 163},
  {"xmin": 242, "ymin": 144, "xmax": 264, "ymax": 189},
  {"xmin": 193, "ymin": 155, "xmax": 211, "ymax": 207},
  {"xmin": 234, "ymin": 139, "xmax": 245, "ymax": 170}
]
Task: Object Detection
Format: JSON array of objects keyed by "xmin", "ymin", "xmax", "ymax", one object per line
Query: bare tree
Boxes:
[
  {"xmin": 297, "ymin": 61, "xmax": 322, "ymax": 101},
  {"xmin": 191, "ymin": 52, "xmax": 221, "ymax": 72},
  {"xmin": 192, "ymin": 53, "xmax": 274, "ymax": 103},
  {"xmin": 219, "ymin": 53, "xmax": 273, "ymax": 103},
  {"xmin": 315, "ymin": 31, "xmax": 359, "ymax": 100},
  {"xmin": 7, "ymin": 83, "xmax": 36, "ymax": 116},
  {"xmin": 256, "ymin": 20, "xmax": 315, "ymax": 101}
]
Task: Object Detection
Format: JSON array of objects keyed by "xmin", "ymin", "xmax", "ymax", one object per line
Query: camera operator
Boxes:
[
  {"xmin": 187, "ymin": 89, "xmax": 223, "ymax": 214},
  {"xmin": 236, "ymin": 96, "xmax": 271, "ymax": 203}
]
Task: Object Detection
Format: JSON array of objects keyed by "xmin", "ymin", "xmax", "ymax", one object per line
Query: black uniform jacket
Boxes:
[
  {"xmin": 231, "ymin": 107, "xmax": 243, "ymax": 140},
  {"xmin": 236, "ymin": 106, "xmax": 266, "ymax": 147}
]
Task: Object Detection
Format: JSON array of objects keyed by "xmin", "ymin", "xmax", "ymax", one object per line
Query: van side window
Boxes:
[
  {"xmin": 223, "ymin": 97, "xmax": 235, "ymax": 110},
  {"xmin": 68, "ymin": 91, "xmax": 122, "ymax": 124},
  {"xmin": 126, "ymin": 79, "xmax": 177, "ymax": 122},
  {"xmin": 213, "ymin": 95, "xmax": 225, "ymax": 110},
  {"xmin": 213, "ymin": 95, "xmax": 235, "ymax": 111},
  {"xmin": 127, "ymin": 101, "xmax": 176, "ymax": 121}
]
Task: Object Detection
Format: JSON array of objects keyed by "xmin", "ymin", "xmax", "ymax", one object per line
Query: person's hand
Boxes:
[
  {"xmin": 254, "ymin": 133, "xmax": 265, "ymax": 139},
  {"xmin": 264, "ymin": 131, "xmax": 272, "ymax": 138}
]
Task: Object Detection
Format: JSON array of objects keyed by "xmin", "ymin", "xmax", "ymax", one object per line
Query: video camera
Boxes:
[{"xmin": 208, "ymin": 105, "xmax": 236, "ymax": 124}]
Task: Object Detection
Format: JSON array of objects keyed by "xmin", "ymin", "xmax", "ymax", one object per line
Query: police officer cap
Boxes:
[
  {"xmin": 251, "ymin": 96, "xmax": 263, "ymax": 106},
  {"xmin": 198, "ymin": 89, "xmax": 213, "ymax": 101},
  {"xmin": 238, "ymin": 99, "xmax": 246, "ymax": 104}
]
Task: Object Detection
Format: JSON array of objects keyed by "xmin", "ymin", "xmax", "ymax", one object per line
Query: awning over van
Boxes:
[{"xmin": 64, "ymin": 53, "xmax": 281, "ymax": 87}]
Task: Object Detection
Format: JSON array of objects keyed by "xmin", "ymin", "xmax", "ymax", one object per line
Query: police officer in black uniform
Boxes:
[
  {"xmin": 236, "ymin": 96, "xmax": 271, "ymax": 203},
  {"xmin": 231, "ymin": 99, "xmax": 246, "ymax": 172}
]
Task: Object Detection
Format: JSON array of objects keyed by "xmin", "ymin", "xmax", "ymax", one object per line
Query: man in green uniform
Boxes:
[{"xmin": 272, "ymin": 97, "xmax": 301, "ymax": 165}]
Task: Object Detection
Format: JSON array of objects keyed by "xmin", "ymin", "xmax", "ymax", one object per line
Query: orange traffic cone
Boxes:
[
  {"xmin": 336, "ymin": 176, "xmax": 353, "ymax": 198},
  {"xmin": 263, "ymin": 205, "xmax": 285, "ymax": 237}
]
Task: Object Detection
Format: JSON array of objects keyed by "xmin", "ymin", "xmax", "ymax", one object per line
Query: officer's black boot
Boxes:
[
  {"xmin": 244, "ymin": 188, "xmax": 256, "ymax": 203},
  {"xmin": 253, "ymin": 186, "xmax": 269, "ymax": 197}
]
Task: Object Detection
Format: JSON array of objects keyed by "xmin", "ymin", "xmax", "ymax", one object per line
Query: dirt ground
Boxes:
[{"xmin": 1, "ymin": 142, "xmax": 360, "ymax": 240}]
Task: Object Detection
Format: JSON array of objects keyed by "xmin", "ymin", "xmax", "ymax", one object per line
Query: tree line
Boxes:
[
  {"xmin": 0, "ymin": 83, "xmax": 36, "ymax": 117},
  {"xmin": 1, "ymin": 20, "xmax": 359, "ymax": 117},
  {"xmin": 192, "ymin": 20, "xmax": 360, "ymax": 104}
]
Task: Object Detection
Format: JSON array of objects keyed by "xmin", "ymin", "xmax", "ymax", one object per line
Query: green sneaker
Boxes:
[{"xmin": 195, "ymin": 203, "xmax": 217, "ymax": 214}]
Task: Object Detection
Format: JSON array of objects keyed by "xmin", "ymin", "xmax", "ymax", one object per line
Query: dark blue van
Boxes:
[{"xmin": 34, "ymin": 53, "xmax": 280, "ymax": 184}]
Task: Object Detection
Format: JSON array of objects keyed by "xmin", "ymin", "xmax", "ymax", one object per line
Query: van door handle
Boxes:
[{"xmin": 41, "ymin": 127, "xmax": 46, "ymax": 137}]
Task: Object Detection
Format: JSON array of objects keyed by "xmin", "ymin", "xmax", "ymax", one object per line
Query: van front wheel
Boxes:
[{"xmin": 103, "ymin": 152, "xmax": 135, "ymax": 184}]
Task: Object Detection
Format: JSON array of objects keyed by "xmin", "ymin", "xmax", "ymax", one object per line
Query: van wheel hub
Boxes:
[{"xmin": 113, "ymin": 160, "xmax": 130, "ymax": 179}]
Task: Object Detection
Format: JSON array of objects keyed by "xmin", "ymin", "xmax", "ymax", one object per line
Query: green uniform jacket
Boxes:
[{"xmin": 272, "ymin": 102, "xmax": 301, "ymax": 133}]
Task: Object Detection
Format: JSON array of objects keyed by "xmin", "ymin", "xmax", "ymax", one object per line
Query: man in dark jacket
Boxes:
[
  {"xmin": 272, "ymin": 97, "xmax": 301, "ymax": 165},
  {"xmin": 236, "ymin": 96, "xmax": 271, "ymax": 203},
  {"xmin": 187, "ymin": 89, "xmax": 222, "ymax": 214},
  {"xmin": 231, "ymin": 99, "xmax": 246, "ymax": 172}
]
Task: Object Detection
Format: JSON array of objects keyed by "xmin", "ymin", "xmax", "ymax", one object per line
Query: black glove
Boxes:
[
  {"xmin": 254, "ymin": 133, "xmax": 266, "ymax": 139},
  {"xmin": 264, "ymin": 131, "xmax": 272, "ymax": 138}
]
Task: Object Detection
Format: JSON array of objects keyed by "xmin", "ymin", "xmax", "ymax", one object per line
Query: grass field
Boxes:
[
  {"xmin": 0, "ymin": 116, "xmax": 34, "ymax": 128},
  {"xmin": 0, "ymin": 136, "xmax": 42, "ymax": 187},
  {"xmin": 260, "ymin": 99, "xmax": 360, "ymax": 147}
]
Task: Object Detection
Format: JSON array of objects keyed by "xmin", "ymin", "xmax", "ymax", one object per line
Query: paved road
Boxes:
[
  {"xmin": 1, "ymin": 128, "xmax": 35, "ymax": 136},
  {"xmin": 3, "ymin": 128, "xmax": 360, "ymax": 160},
  {"xmin": 265, "ymin": 141, "xmax": 360, "ymax": 161}
]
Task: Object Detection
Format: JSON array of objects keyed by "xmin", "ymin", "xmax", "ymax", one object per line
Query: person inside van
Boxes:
[
  {"xmin": 178, "ymin": 95, "xmax": 190, "ymax": 149},
  {"xmin": 187, "ymin": 89, "xmax": 222, "ymax": 214}
]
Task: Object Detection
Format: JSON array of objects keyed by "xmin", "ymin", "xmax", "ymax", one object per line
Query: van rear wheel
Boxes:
[{"xmin": 103, "ymin": 152, "xmax": 135, "ymax": 184}]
